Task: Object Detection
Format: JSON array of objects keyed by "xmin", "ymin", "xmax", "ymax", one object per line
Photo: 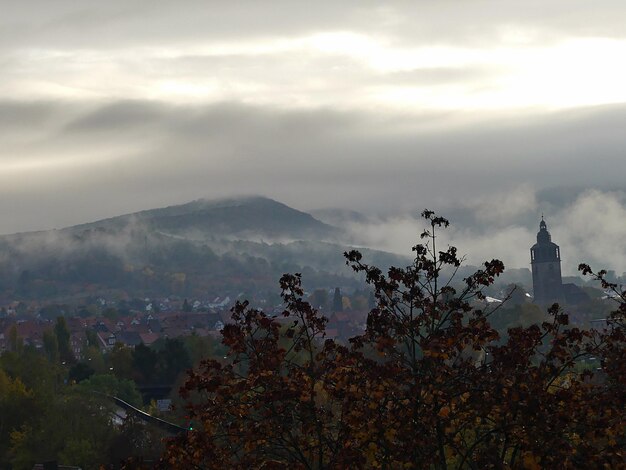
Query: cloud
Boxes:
[
  {"xmin": 3, "ymin": 1, "xmax": 626, "ymax": 53},
  {"xmin": 345, "ymin": 187, "xmax": 626, "ymax": 276},
  {"xmin": 3, "ymin": 2, "xmax": 626, "ymax": 112},
  {"xmin": 465, "ymin": 184, "xmax": 537, "ymax": 225},
  {"xmin": 555, "ymin": 190, "xmax": 626, "ymax": 275},
  {"xmin": 1, "ymin": 99, "xmax": 626, "ymax": 235},
  {"xmin": 342, "ymin": 215, "xmax": 537, "ymax": 277}
]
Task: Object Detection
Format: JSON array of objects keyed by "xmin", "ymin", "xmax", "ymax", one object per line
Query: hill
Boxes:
[
  {"xmin": 0, "ymin": 197, "xmax": 407, "ymax": 305},
  {"xmin": 67, "ymin": 196, "xmax": 340, "ymax": 241}
]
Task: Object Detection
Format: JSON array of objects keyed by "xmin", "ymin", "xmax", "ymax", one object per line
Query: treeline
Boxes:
[{"xmin": 0, "ymin": 231, "xmax": 371, "ymax": 303}]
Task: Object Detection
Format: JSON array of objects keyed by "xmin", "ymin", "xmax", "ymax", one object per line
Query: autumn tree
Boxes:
[
  {"xmin": 160, "ymin": 211, "xmax": 625, "ymax": 469},
  {"xmin": 0, "ymin": 369, "xmax": 37, "ymax": 465}
]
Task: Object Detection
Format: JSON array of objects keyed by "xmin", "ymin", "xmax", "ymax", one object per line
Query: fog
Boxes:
[{"xmin": 341, "ymin": 188, "xmax": 626, "ymax": 276}]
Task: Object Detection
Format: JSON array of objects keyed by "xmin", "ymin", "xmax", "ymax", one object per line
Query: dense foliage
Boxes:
[
  {"xmin": 161, "ymin": 211, "xmax": 625, "ymax": 469},
  {"xmin": 0, "ymin": 330, "xmax": 222, "ymax": 468}
]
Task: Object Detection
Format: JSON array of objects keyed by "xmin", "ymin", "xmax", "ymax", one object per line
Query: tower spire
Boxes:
[{"xmin": 531, "ymin": 215, "xmax": 563, "ymax": 304}]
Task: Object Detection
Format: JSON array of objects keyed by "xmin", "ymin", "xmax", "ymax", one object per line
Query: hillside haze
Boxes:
[{"xmin": 0, "ymin": 196, "xmax": 405, "ymax": 304}]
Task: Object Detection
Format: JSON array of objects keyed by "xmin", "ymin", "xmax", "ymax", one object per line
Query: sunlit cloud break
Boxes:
[{"xmin": 5, "ymin": 30, "xmax": 626, "ymax": 111}]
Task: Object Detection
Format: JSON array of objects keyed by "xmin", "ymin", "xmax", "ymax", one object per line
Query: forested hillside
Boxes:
[{"xmin": 0, "ymin": 197, "xmax": 407, "ymax": 303}]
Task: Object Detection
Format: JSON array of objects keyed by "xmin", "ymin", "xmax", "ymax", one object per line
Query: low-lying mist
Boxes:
[{"xmin": 339, "ymin": 187, "xmax": 626, "ymax": 277}]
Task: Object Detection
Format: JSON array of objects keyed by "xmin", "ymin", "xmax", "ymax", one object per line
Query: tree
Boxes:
[
  {"xmin": 160, "ymin": 211, "xmax": 625, "ymax": 469},
  {"xmin": 54, "ymin": 316, "xmax": 73, "ymax": 363},
  {"xmin": 83, "ymin": 345, "xmax": 107, "ymax": 374},
  {"xmin": 68, "ymin": 362, "xmax": 95, "ymax": 383},
  {"xmin": 7, "ymin": 325, "xmax": 22, "ymax": 354},
  {"xmin": 109, "ymin": 343, "xmax": 134, "ymax": 381},
  {"xmin": 132, "ymin": 343, "xmax": 158, "ymax": 384},
  {"xmin": 184, "ymin": 334, "xmax": 226, "ymax": 367},
  {"xmin": 0, "ymin": 369, "xmax": 37, "ymax": 466},
  {"xmin": 102, "ymin": 307, "xmax": 120, "ymax": 321},
  {"xmin": 9, "ymin": 386, "xmax": 119, "ymax": 468},
  {"xmin": 308, "ymin": 289, "xmax": 329, "ymax": 311},
  {"xmin": 0, "ymin": 346, "xmax": 62, "ymax": 397},
  {"xmin": 350, "ymin": 290, "xmax": 369, "ymax": 311},
  {"xmin": 85, "ymin": 329, "xmax": 99, "ymax": 348},
  {"xmin": 155, "ymin": 338, "xmax": 192, "ymax": 384},
  {"xmin": 76, "ymin": 374, "xmax": 142, "ymax": 407},
  {"xmin": 109, "ymin": 415, "xmax": 167, "ymax": 465},
  {"xmin": 332, "ymin": 287, "xmax": 343, "ymax": 312},
  {"xmin": 43, "ymin": 329, "xmax": 59, "ymax": 363},
  {"xmin": 39, "ymin": 304, "xmax": 65, "ymax": 321}
]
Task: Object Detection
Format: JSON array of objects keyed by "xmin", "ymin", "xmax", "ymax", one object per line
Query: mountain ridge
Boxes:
[
  {"xmin": 61, "ymin": 195, "xmax": 340, "ymax": 242},
  {"xmin": 0, "ymin": 196, "xmax": 406, "ymax": 303}
]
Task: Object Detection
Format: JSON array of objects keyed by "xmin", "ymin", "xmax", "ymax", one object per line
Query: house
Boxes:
[
  {"xmin": 115, "ymin": 331, "xmax": 143, "ymax": 347},
  {"xmin": 69, "ymin": 332, "xmax": 87, "ymax": 360},
  {"xmin": 327, "ymin": 311, "xmax": 368, "ymax": 341},
  {"xmin": 139, "ymin": 332, "xmax": 160, "ymax": 346},
  {"xmin": 8, "ymin": 320, "xmax": 51, "ymax": 350},
  {"xmin": 96, "ymin": 331, "xmax": 117, "ymax": 351}
]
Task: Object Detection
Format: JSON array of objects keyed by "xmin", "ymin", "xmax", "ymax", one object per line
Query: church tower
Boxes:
[{"xmin": 530, "ymin": 217, "xmax": 563, "ymax": 304}]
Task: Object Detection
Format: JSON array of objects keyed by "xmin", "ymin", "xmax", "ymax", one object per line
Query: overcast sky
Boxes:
[{"xmin": 1, "ymin": 1, "xmax": 626, "ymax": 272}]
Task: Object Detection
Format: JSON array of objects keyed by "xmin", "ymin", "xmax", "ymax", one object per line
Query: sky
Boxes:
[{"xmin": 1, "ymin": 1, "xmax": 626, "ymax": 273}]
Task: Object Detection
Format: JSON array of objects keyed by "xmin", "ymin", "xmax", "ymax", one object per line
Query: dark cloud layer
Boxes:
[{"xmin": 1, "ymin": 99, "xmax": 625, "ymax": 239}]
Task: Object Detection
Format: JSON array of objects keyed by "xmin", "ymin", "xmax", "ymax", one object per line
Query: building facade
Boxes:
[{"xmin": 530, "ymin": 218, "xmax": 564, "ymax": 304}]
